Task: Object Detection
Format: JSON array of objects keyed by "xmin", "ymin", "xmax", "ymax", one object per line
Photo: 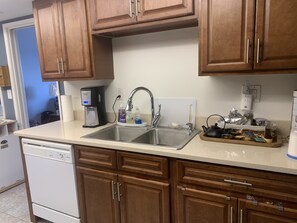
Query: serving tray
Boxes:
[{"xmin": 199, "ymin": 133, "xmax": 282, "ymax": 148}]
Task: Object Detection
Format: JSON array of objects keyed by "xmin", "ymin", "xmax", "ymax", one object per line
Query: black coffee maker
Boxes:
[{"xmin": 80, "ymin": 86, "xmax": 107, "ymax": 127}]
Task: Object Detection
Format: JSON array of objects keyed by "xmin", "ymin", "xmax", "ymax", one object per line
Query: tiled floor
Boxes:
[{"xmin": 0, "ymin": 184, "xmax": 50, "ymax": 223}]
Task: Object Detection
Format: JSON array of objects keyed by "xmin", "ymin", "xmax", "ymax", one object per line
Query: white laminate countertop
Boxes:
[{"xmin": 14, "ymin": 120, "xmax": 297, "ymax": 175}]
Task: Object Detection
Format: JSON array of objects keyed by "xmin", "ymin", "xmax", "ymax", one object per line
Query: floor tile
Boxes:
[{"xmin": 0, "ymin": 184, "xmax": 51, "ymax": 223}]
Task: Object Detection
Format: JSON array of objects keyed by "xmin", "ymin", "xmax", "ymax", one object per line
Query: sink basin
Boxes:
[
  {"xmin": 82, "ymin": 124, "xmax": 198, "ymax": 150},
  {"xmin": 82, "ymin": 125, "xmax": 149, "ymax": 142},
  {"xmin": 131, "ymin": 128, "xmax": 198, "ymax": 149}
]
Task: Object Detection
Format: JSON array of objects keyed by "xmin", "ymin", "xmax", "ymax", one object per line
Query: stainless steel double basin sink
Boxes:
[{"xmin": 82, "ymin": 124, "xmax": 198, "ymax": 150}]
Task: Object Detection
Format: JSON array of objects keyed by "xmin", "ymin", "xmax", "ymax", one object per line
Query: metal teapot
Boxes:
[{"xmin": 202, "ymin": 114, "xmax": 226, "ymax": 138}]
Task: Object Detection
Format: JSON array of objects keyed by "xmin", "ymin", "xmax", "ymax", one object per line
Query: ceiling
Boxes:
[{"xmin": 0, "ymin": 0, "xmax": 33, "ymax": 23}]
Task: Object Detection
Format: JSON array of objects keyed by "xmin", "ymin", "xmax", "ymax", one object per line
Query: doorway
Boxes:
[
  {"xmin": 15, "ymin": 26, "xmax": 58, "ymax": 127},
  {"xmin": 2, "ymin": 18, "xmax": 61, "ymax": 129}
]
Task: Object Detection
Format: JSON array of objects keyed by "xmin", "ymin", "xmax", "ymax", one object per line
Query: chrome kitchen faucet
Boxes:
[{"xmin": 126, "ymin": 87, "xmax": 161, "ymax": 128}]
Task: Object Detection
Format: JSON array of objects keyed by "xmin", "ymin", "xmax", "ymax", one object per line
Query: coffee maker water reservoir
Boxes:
[{"xmin": 80, "ymin": 86, "xmax": 107, "ymax": 127}]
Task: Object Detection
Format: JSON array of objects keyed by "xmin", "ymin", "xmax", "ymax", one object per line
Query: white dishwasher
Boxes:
[{"xmin": 22, "ymin": 138, "xmax": 80, "ymax": 223}]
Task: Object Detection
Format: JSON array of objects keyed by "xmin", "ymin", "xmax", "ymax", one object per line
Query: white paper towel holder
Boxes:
[{"xmin": 288, "ymin": 130, "xmax": 297, "ymax": 160}]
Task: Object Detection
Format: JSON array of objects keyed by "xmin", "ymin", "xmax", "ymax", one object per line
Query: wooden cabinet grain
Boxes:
[
  {"xmin": 33, "ymin": 0, "xmax": 113, "ymax": 81},
  {"xmin": 77, "ymin": 166, "xmax": 119, "ymax": 223},
  {"xmin": 174, "ymin": 159, "xmax": 297, "ymax": 223},
  {"xmin": 254, "ymin": 0, "xmax": 297, "ymax": 70},
  {"xmin": 89, "ymin": 0, "xmax": 197, "ymax": 36},
  {"xmin": 200, "ymin": 0, "xmax": 297, "ymax": 75},
  {"xmin": 177, "ymin": 186, "xmax": 236, "ymax": 223},
  {"xmin": 75, "ymin": 145, "xmax": 170, "ymax": 223},
  {"xmin": 239, "ymin": 199, "xmax": 297, "ymax": 223}
]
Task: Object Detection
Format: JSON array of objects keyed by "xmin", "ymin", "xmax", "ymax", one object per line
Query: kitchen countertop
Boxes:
[{"xmin": 14, "ymin": 120, "xmax": 297, "ymax": 175}]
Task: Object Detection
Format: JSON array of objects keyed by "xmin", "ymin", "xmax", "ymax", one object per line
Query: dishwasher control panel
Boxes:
[
  {"xmin": 48, "ymin": 150, "xmax": 72, "ymax": 162},
  {"xmin": 22, "ymin": 138, "xmax": 74, "ymax": 163}
]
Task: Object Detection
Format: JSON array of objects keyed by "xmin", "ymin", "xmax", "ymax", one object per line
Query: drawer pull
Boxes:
[{"xmin": 224, "ymin": 179, "xmax": 252, "ymax": 187}]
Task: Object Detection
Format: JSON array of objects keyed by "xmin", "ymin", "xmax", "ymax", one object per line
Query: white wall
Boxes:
[{"xmin": 64, "ymin": 27, "xmax": 297, "ymax": 121}]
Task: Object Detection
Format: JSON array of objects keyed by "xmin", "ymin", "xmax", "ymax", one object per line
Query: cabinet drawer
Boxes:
[
  {"xmin": 117, "ymin": 151, "xmax": 169, "ymax": 179},
  {"xmin": 75, "ymin": 145, "xmax": 116, "ymax": 169},
  {"xmin": 176, "ymin": 160, "xmax": 297, "ymax": 202}
]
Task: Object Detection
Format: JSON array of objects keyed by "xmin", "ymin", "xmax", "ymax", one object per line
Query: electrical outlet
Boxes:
[
  {"xmin": 249, "ymin": 85, "xmax": 261, "ymax": 102},
  {"xmin": 117, "ymin": 88, "xmax": 123, "ymax": 101}
]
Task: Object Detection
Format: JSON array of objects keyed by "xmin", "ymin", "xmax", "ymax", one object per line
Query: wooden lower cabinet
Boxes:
[
  {"xmin": 174, "ymin": 159, "xmax": 297, "ymax": 223},
  {"xmin": 75, "ymin": 146, "xmax": 170, "ymax": 223},
  {"xmin": 77, "ymin": 167, "xmax": 170, "ymax": 223},
  {"xmin": 176, "ymin": 186, "xmax": 237, "ymax": 223},
  {"xmin": 76, "ymin": 166, "xmax": 119, "ymax": 223},
  {"xmin": 239, "ymin": 199, "xmax": 297, "ymax": 223},
  {"xmin": 119, "ymin": 175, "xmax": 170, "ymax": 223},
  {"xmin": 75, "ymin": 146, "xmax": 297, "ymax": 223}
]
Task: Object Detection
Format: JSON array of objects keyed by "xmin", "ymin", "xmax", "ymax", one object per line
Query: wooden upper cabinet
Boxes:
[
  {"xmin": 58, "ymin": 0, "xmax": 92, "ymax": 78},
  {"xmin": 200, "ymin": 0, "xmax": 255, "ymax": 73},
  {"xmin": 200, "ymin": 0, "xmax": 297, "ymax": 75},
  {"xmin": 137, "ymin": 0, "xmax": 194, "ymax": 22},
  {"xmin": 89, "ymin": 0, "xmax": 197, "ymax": 35},
  {"xmin": 254, "ymin": 0, "xmax": 297, "ymax": 70},
  {"xmin": 89, "ymin": 0, "xmax": 136, "ymax": 29},
  {"xmin": 33, "ymin": 0, "xmax": 114, "ymax": 81},
  {"xmin": 33, "ymin": 0, "xmax": 92, "ymax": 80},
  {"xmin": 33, "ymin": 0, "xmax": 63, "ymax": 79}
]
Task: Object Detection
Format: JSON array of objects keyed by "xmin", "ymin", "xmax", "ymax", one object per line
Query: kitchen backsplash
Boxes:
[{"xmin": 65, "ymin": 27, "xmax": 297, "ymax": 133}]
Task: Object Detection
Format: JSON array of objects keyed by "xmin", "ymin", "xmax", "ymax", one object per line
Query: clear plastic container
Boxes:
[
  {"xmin": 134, "ymin": 107, "xmax": 142, "ymax": 124},
  {"xmin": 118, "ymin": 104, "xmax": 126, "ymax": 123}
]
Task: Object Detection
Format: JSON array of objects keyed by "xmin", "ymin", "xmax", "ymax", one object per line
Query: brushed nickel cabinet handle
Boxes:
[
  {"xmin": 246, "ymin": 39, "xmax": 250, "ymax": 64},
  {"xmin": 224, "ymin": 179, "xmax": 252, "ymax": 187},
  {"xmin": 135, "ymin": 0, "xmax": 139, "ymax": 16},
  {"xmin": 117, "ymin": 183, "xmax": 122, "ymax": 201},
  {"xmin": 240, "ymin": 209, "xmax": 243, "ymax": 223},
  {"xmin": 111, "ymin": 181, "xmax": 116, "ymax": 200},
  {"xmin": 57, "ymin": 58, "xmax": 61, "ymax": 73},
  {"xmin": 129, "ymin": 0, "xmax": 133, "ymax": 17},
  {"xmin": 230, "ymin": 207, "xmax": 233, "ymax": 223},
  {"xmin": 60, "ymin": 58, "xmax": 65, "ymax": 74},
  {"xmin": 256, "ymin": 38, "xmax": 260, "ymax": 63}
]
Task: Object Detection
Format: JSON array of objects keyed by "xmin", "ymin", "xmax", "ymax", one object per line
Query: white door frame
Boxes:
[
  {"xmin": 2, "ymin": 18, "xmax": 35, "ymax": 129},
  {"xmin": 2, "ymin": 18, "xmax": 34, "ymax": 129},
  {"xmin": 3, "ymin": 18, "xmax": 62, "ymax": 129}
]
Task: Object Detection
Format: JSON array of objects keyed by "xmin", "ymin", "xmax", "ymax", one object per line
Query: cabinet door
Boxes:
[
  {"xmin": 200, "ymin": 0, "xmax": 255, "ymax": 73},
  {"xmin": 33, "ymin": 0, "xmax": 63, "ymax": 79},
  {"xmin": 58, "ymin": 0, "xmax": 92, "ymax": 78},
  {"xmin": 176, "ymin": 186, "xmax": 237, "ymax": 223},
  {"xmin": 89, "ymin": 0, "xmax": 136, "ymax": 30},
  {"xmin": 239, "ymin": 199, "xmax": 297, "ymax": 223},
  {"xmin": 76, "ymin": 166, "xmax": 120, "ymax": 223},
  {"xmin": 254, "ymin": 0, "xmax": 297, "ymax": 70},
  {"xmin": 137, "ymin": 0, "xmax": 194, "ymax": 22},
  {"xmin": 118, "ymin": 175, "xmax": 170, "ymax": 223}
]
